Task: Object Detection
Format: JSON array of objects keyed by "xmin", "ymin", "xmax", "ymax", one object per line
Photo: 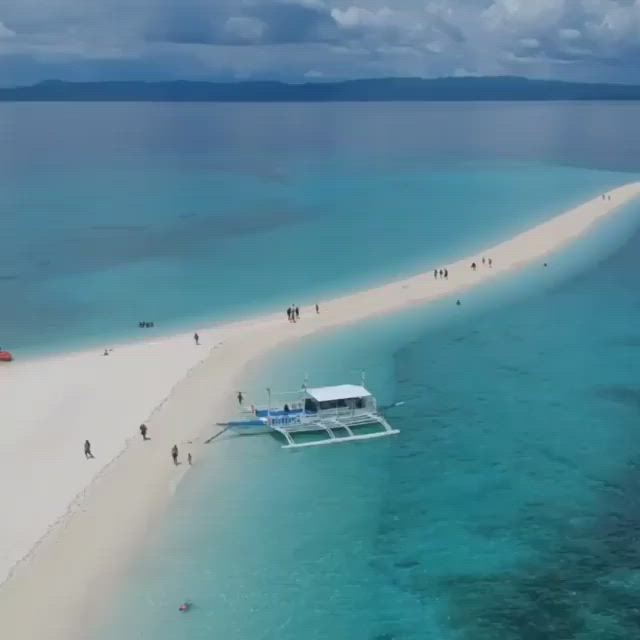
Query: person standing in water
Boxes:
[
  {"xmin": 237, "ymin": 391, "xmax": 243, "ymax": 405},
  {"xmin": 84, "ymin": 440, "xmax": 94, "ymax": 459},
  {"xmin": 193, "ymin": 333, "xmax": 199, "ymax": 346},
  {"xmin": 171, "ymin": 444, "xmax": 179, "ymax": 465},
  {"xmin": 140, "ymin": 424, "xmax": 148, "ymax": 441}
]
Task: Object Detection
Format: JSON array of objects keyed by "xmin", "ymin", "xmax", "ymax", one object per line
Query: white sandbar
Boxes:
[{"xmin": 0, "ymin": 183, "xmax": 639, "ymax": 638}]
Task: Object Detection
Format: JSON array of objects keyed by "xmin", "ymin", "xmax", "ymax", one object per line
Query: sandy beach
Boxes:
[{"xmin": 1, "ymin": 182, "xmax": 639, "ymax": 639}]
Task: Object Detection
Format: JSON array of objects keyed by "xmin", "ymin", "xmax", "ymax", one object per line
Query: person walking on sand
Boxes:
[
  {"xmin": 140, "ymin": 424, "xmax": 148, "ymax": 441},
  {"xmin": 482, "ymin": 257, "xmax": 486, "ymax": 265},
  {"xmin": 188, "ymin": 453, "xmax": 192, "ymax": 466},
  {"xmin": 471, "ymin": 262, "xmax": 477, "ymax": 271},
  {"xmin": 315, "ymin": 303, "xmax": 319, "ymax": 314},
  {"xmin": 194, "ymin": 332, "xmax": 199, "ymax": 346},
  {"xmin": 433, "ymin": 269, "xmax": 438, "ymax": 279},
  {"xmin": 295, "ymin": 306, "xmax": 300, "ymax": 320},
  {"xmin": 84, "ymin": 440, "xmax": 94, "ymax": 459},
  {"xmin": 444, "ymin": 268, "xmax": 448, "ymax": 279},
  {"xmin": 171, "ymin": 444, "xmax": 179, "ymax": 466},
  {"xmin": 287, "ymin": 307, "xmax": 292, "ymax": 322},
  {"xmin": 439, "ymin": 269, "xmax": 443, "ymax": 278},
  {"xmin": 237, "ymin": 391, "xmax": 243, "ymax": 405},
  {"xmin": 488, "ymin": 258, "xmax": 493, "ymax": 268}
]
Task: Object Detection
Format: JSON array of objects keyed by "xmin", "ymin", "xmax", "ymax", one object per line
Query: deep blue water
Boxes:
[{"xmin": 2, "ymin": 102, "xmax": 640, "ymax": 355}]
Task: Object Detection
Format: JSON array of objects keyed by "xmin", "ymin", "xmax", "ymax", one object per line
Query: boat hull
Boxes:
[{"xmin": 227, "ymin": 419, "xmax": 270, "ymax": 435}]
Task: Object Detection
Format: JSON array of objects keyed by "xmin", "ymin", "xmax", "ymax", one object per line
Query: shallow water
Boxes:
[
  {"xmin": 97, "ymin": 196, "xmax": 640, "ymax": 639},
  {"xmin": 2, "ymin": 102, "xmax": 640, "ymax": 355},
  {"xmin": 6, "ymin": 101, "xmax": 640, "ymax": 638}
]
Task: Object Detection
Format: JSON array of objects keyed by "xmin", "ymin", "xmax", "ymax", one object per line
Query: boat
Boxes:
[
  {"xmin": 227, "ymin": 378, "xmax": 399, "ymax": 449},
  {"xmin": 0, "ymin": 351, "xmax": 13, "ymax": 362}
]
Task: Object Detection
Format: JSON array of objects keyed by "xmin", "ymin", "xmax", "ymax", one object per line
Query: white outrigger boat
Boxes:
[{"xmin": 227, "ymin": 380, "xmax": 399, "ymax": 449}]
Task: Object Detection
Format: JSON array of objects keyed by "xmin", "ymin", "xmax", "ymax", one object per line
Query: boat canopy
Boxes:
[{"xmin": 305, "ymin": 385, "xmax": 371, "ymax": 402}]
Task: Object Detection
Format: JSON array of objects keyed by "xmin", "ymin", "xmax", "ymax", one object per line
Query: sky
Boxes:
[{"xmin": 0, "ymin": 0, "xmax": 639, "ymax": 86}]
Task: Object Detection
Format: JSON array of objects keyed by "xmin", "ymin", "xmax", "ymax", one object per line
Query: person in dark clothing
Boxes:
[
  {"xmin": 193, "ymin": 333, "xmax": 199, "ymax": 346},
  {"xmin": 188, "ymin": 452, "xmax": 192, "ymax": 466},
  {"xmin": 171, "ymin": 444, "xmax": 179, "ymax": 465},
  {"xmin": 140, "ymin": 424, "xmax": 148, "ymax": 440},
  {"xmin": 471, "ymin": 262, "xmax": 477, "ymax": 271},
  {"xmin": 433, "ymin": 269, "xmax": 438, "ymax": 279},
  {"xmin": 488, "ymin": 258, "xmax": 493, "ymax": 267},
  {"xmin": 315, "ymin": 303, "xmax": 319, "ymax": 314},
  {"xmin": 237, "ymin": 391, "xmax": 243, "ymax": 405},
  {"xmin": 439, "ymin": 269, "xmax": 443, "ymax": 277},
  {"xmin": 295, "ymin": 306, "xmax": 300, "ymax": 320},
  {"xmin": 84, "ymin": 440, "xmax": 94, "ymax": 459},
  {"xmin": 287, "ymin": 307, "xmax": 292, "ymax": 322},
  {"xmin": 444, "ymin": 269, "xmax": 448, "ymax": 279},
  {"xmin": 456, "ymin": 299, "xmax": 461, "ymax": 306}
]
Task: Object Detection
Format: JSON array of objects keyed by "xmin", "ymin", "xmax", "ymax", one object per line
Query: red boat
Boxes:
[{"xmin": 0, "ymin": 351, "xmax": 13, "ymax": 362}]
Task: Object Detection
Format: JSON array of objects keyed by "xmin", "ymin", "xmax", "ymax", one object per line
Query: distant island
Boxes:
[{"xmin": 3, "ymin": 76, "xmax": 640, "ymax": 102}]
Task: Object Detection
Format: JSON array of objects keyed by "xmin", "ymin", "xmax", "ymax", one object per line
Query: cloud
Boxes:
[
  {"xmin": 1, "ymin": 0, "xmax": 640, "ymax": 85},
  {"xmin": 224, "ymin": 17, "xmax": 268, "ymax": 43},
  {"xmin": 144, "ymin": 0, "xmax": 340, "ymax": 46},
  {"xmin": 0, "ymin": 22, "xmax": 16, "ymax": 39}
]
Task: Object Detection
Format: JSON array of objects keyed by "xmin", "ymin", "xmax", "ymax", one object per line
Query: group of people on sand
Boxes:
[
  {"xmin": 287, "ymin": 305, "xmax": 300, "ymax": 322},
  {"xmin": 84, "ymin": 422, "xmax": 193, "ymax": 467},
  {"xmin": 286, "ymin": 303, "xmax": 320, "ymax": 322},
  {"xmin": 433, "ymin": 268, "xmax": 448, "ymax": 279},
  {"xmin": 602, "ymin": 194, "xmax": 611, "ymax": 201},
  {"xmin": 471, "ymin": 257, "xmax": 493, "ymax": 271},
  {"xmin": 171, "ymin": 443, "xmax": 192, "ymax": 466},
  {"xmin": 138, "ymin": 321, "xmax": 155, "ymax": 329}
]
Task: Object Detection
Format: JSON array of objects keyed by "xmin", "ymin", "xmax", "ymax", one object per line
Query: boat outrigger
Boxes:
[{"xmin": 227, "ymin": 378, "xmax": 399, "ymax": 449}]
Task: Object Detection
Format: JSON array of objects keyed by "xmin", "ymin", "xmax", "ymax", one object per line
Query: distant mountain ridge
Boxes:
[{"xmin": 2, "ymin": 76, "xmax": 640, "ymax": 101}]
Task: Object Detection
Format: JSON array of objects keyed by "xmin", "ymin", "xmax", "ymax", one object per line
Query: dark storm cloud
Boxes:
[
  {"xmin": 143, "ymin": 0, "xmax": 340, "ymax": 46},
  {"xmin": 2, "ymin": 1, "xmax": 640, "ymax": 84}
]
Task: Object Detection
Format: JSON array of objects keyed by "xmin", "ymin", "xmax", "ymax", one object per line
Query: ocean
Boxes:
[
  {"xmin": 96, "ymin": 194, "xmax": 640, "ymax": 640},
  {"xmin": 2, "ymin": 102, "xmax": 639, "ymax": 355},
  {"xmin": 3, "ymin": 102, "xmax": 640, "ymax": 638}
]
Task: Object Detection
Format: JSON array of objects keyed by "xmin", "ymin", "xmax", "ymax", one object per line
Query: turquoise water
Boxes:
[
  {"xmin": 5, "ymin": 102, "xmax": 640, "ymax": 638},
  {"xmin": 97, "ymin": 198, "xmax": 640, "ymax": 639},
  {"xmin": 2, "ymin": 103, "xmax": 640, "ymax": 356}
]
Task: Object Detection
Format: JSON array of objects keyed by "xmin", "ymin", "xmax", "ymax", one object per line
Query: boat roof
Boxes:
[{"xmin": 305, "ymin": 385, "xmax": 372, "ymax": 402}]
